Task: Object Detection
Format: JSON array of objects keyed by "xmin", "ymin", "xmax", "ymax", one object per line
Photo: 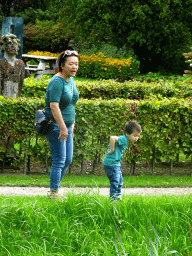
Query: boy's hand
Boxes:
[
  {"xmin": 108, "ymin": 147, "xmax": 115, "ymax": 154},
  {"xmin": 108, "ymin": 136, "xmax": 118, "ymax": 154}
]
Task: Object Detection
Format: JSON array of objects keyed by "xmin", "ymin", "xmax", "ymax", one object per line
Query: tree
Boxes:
[
  {"xmin": 0, "ymin": 0, "xmax": 52, "ymax": 17},
  {"xmin": 0, "ymin": 0, "xmax": 14, "ymax": 16},
  {"xmin": 72, "ymin": 0, "xmax": 192, "ymax": 74}
]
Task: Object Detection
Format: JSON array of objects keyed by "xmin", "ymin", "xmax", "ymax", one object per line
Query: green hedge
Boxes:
[
  {"xmin": 0, "ymin": 96, "xmax": 44, "ymax": 140},
  {"xmin": 22, "ymin": 77, "xmax": 49, "ymax": 98},
  {"xmin": 22, "ymin": 77, "xmax": 192, "ymax": 100},
  {"xmin": 1, "ymin": 97, "xmax": 192, "ymax": 164}
]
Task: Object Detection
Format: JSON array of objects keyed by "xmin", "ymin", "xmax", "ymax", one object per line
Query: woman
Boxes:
[{"xmin": 45, "ymin": 50, "xmax": 79, "ymax": 199}]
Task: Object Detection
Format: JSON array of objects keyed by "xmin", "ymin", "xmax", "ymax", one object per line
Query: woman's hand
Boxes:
[
  {"xmin": 50, "ymin": 102, "xmax": 68, "ymax": 142},
  {"xmin": 71, "ymin": 123, "xmax": 75, "ymax": 137},
  {"xmin": 59, "ymin": 127, "xmax": 68, "ymax": 142}
]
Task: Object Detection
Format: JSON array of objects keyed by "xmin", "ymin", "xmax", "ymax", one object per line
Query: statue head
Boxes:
[{"xmin": 0, "ymin": 33, "xmax": 20, "ymax": 56}]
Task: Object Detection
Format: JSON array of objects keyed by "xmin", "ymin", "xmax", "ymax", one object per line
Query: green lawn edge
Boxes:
[{"xmin": 0, "ymin": 174, "xmax": 191, "ymax": 188}]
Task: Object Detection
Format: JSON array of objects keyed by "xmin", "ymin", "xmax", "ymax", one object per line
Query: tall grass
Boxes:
[{"xmin": 0, "ymin": 194, "xmax": 191, "ymax": 255}]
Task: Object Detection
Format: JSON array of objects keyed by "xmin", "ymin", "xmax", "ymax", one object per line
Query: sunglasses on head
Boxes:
[{"xmin": 63, "ymin": 50, "xmax": 78, "ymax": 57}]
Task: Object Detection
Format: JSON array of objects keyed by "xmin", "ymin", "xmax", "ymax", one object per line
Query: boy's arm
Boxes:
[{"xmin": 108, "ymin": 136, "xmax": 118, "ymax": 154}]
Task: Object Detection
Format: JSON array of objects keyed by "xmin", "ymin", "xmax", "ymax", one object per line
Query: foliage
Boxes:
[
  {"xmin": 22, "ymin": 77, "xmax": 48, "ymax": 98},
  {"xmin": 23, "ymin": 21, "xmax": 70, "ymax": 53},
  {"xmin": 22, "ymin": 76, "xmax": 192, "ymax": 100},
  {"xmin": 0, "ymin": 0, "xmax": 20, "ymax": 17},
  {"xmin": 76, "ymin": 42, "xmax": 134, "ymax": 59},
  {"xmin": 0, "ymin": 0, "xmax": 53, "ymax": 17},
  {"xmin": 0, "ymin": 96, "xmax": 44, "ymax": 140},
  {"xmin": 56, "ymin": 0, "xmax": 81, "ymax": 41},
  {"xmin": 15, "ymin": 7, "xmax": 57, "ymax": 24},
  {"xmin": 72, "ymin": 0, "xmax": 192, "ymax": 74},
  {"xmin": 131, "ymin": 72, "xmax": 187, "ymax": 83},
  {"xmin": 1, "ymin": 96, "xmax": 192, "ymax": 166},
  {"xmin": 78, "ymin": 52, "xmax": 139, "ymax": 80}
]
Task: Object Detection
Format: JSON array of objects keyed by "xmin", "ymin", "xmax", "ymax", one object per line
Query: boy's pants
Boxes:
[{"xmin": 104, "ymin": 165, "xmax": 123, "ymax": 199}]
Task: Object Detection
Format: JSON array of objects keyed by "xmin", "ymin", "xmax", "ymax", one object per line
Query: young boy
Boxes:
[{"xmin": 103, "ymin": 121, "xmax": 142, "ymax": 200}]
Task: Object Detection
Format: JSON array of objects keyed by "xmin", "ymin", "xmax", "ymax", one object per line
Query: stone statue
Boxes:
[{"xmin": 0, "ymin": 33, "xmax": 25, "ymax": 98}]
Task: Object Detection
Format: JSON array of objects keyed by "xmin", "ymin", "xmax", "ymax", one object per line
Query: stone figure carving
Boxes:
[{"xmin": 0, "ymin": 33, "xmax": 25, "ymax": 98}]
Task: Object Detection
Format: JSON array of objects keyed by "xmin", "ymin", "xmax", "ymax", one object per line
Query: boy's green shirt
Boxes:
[{"xmin": 103, "ymin": 135, "xmax": 128, "ymax": 166}]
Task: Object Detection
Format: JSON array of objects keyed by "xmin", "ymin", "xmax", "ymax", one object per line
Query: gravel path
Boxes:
[{"xmin": 0, "ymin": 186, "xmax": 192, "ymax": 197}]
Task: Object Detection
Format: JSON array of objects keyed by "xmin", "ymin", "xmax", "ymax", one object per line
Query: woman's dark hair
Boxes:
[
  {"xmin": 124, "ymin": 121, "xmax": 142, "ymax": 135},
  {"xmin": 57, "ymin": 50, "xmax": 79, "ymax": 72}
]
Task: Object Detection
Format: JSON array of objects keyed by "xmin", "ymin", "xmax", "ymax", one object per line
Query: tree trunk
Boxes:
[
  {"xmin": 2, "ymin": 136, "xmax": 11, "ymax": 173},
  {"xmin": 27, "ymin": 139, "xmax": 31, "ymax": 174},
  {"xmin": 80, "ymin": 155, "xmax": 84, "ymax": 174},
  {"xmin": 151, "ymin": 149, "xmax": 155, "ymax": 175},
  {"xmin": 92, "ymin": 159, "xmax": 97, "ymax": 175},
  {"xmin": 170, "ymin": 159, "xmax": 173, "ymax": 176},
  {"xmin": 68, "ymin": 165, "xmax": 72, "ymax": 175},
  {"xmin": 23, "ymin": 150, "xmax": 27, "ymax": 175},
  {"xmin": 27, "ymin": 155, "xmax": 31, "ymax": 174},
  {"xmin": 45, "ymin": 150, "xmax": 49, "ymax": 174},
  {"xmin": 23, "ymin": 140, "xmax": 28, "ymax": 174},
  {"xmin": 130, "ymin": 161, "xmax": 136, "ymax": 176},
  {"xmin": 190, "ymin": 156, "xmax": 192, "ymax": 176}
]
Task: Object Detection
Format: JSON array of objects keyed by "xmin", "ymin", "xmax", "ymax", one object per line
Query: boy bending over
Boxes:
[{"xmin": 103, "ymin": 121, "xmax": 142, "ymax": 200}]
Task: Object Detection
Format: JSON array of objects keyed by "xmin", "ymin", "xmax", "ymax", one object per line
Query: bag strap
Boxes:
[{"xmin": 71, "ymin": 77, "xmax": 74, "ymax": 97}]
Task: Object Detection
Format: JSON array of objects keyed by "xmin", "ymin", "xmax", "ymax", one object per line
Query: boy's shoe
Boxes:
[
  {"xmin": 110, "ymin": 196, "xmax": 122, "ymax": 202},
  {"xmin": 117, "ymin": 195, "xmax": 122, "ymax": 201},
  {"xmin": 110, "ymin": 195, "xmax": 122, "ymax": 202}
]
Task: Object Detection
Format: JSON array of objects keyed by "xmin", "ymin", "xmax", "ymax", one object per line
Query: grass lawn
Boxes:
[
  {"xmin": 0, "ymin": 174, "xmax": 192, "ymax": 187},
  {"xmin": 0, "ymin": 194, "xmax": 191, "ymax": 255}
]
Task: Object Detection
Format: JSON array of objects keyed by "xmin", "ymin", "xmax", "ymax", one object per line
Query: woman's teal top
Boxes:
[{"xmin": 45, "ymin": 75, "xmax": 79, "ymax": 127}]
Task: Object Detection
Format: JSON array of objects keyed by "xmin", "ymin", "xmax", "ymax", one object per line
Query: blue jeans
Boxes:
[
  {"xmin": 104, "ymin": 165, "xmax": 123, "ymax": 199},
  {"xmin": 46, "ymin": 123, "xmax": 73, "ymax": 191}
]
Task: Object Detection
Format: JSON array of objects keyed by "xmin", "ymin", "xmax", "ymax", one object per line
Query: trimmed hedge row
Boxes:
[
  {"xmin": 1, "ymin": 97, "xmax": 192, "ymax": 164},
  {"xmin": 22, "ymin": 78, "xmax": 192, "ymax": 100}
]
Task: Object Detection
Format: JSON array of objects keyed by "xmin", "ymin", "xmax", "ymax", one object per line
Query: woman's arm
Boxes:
[
  {"xmin": 108, "ymin": 136, "xmax": 118, "ymax": 154},
  {"xmin": 50, "ymin": 102, "xmax": 68, "ymax": 141}
]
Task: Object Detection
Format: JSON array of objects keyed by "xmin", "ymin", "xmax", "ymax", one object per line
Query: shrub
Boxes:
[
  {"xmin": 1, "ymin": 97, "xmax": 192, "ymax": 165},
  {"xmin": 23, "ymin": 21, "xmax": 69, "ymax": 53},
  {"xmin": 77, "ymin": 52, "xmax": 140, "ymax": 80},
  {"xmin": 22, "ymin": 77, "xmax": 192, "ymax": 100}
]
